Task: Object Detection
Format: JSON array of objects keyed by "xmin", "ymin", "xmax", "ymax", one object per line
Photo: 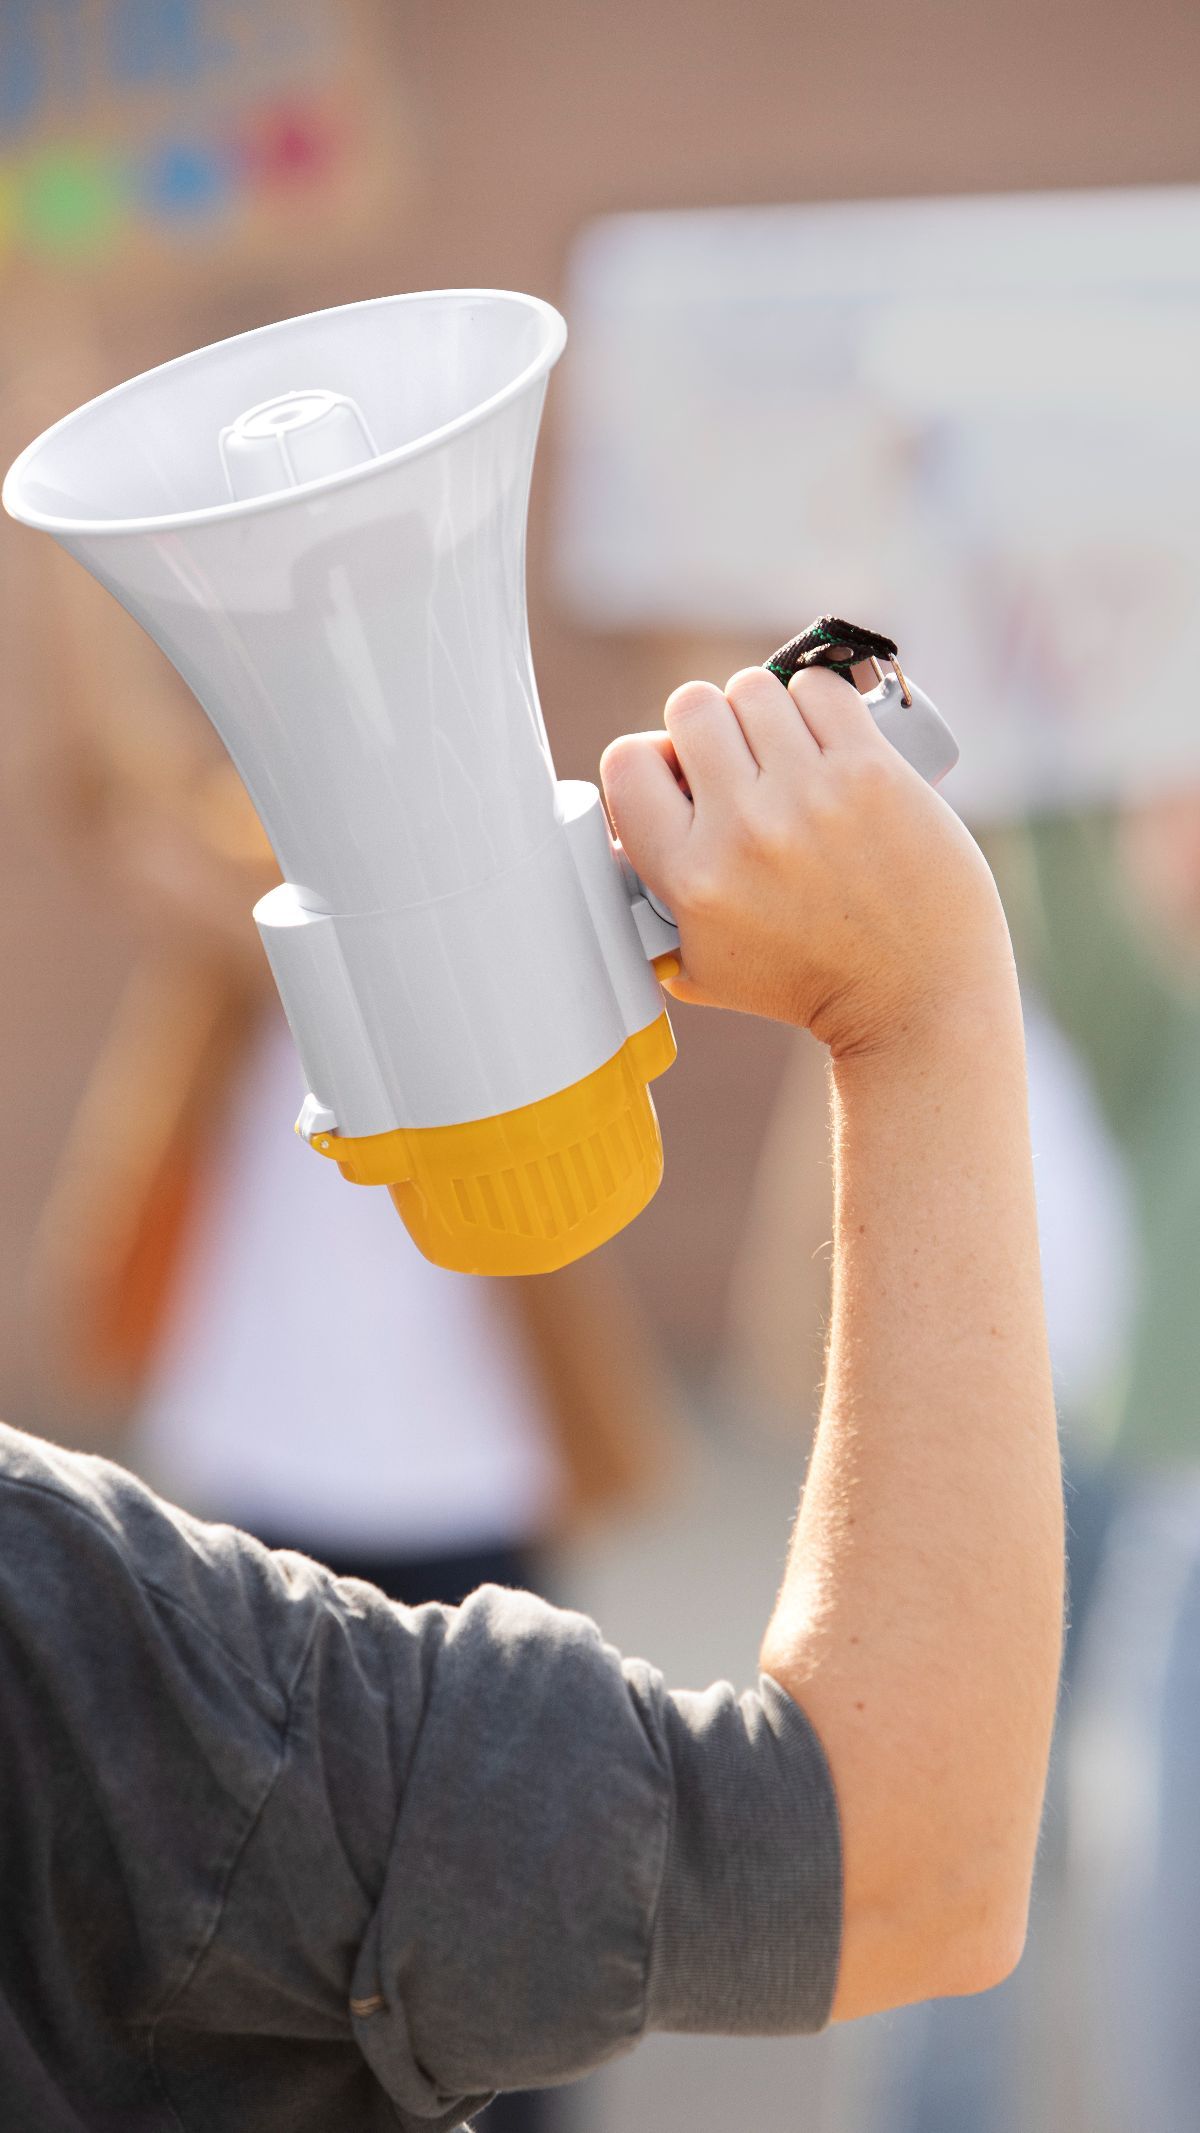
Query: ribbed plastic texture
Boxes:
[{"xmin": 314, "ymin": 1014, "xmax": 676, "ymax": 1275}]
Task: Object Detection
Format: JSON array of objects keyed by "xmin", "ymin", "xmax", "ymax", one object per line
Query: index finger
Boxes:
[{"xmin": 600, "ymin": 729, "xmax": 693, "ymax": 897}]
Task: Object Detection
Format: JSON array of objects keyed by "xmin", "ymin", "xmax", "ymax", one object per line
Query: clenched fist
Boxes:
[{"xmin": 601, "ymin": 665, "xmax": 1010, "ymax": 1059}]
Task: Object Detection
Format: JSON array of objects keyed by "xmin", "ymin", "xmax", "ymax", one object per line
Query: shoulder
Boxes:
[{"xmin": 0, "ymin": 1421, "xmax": 341, "ymax": 1709}]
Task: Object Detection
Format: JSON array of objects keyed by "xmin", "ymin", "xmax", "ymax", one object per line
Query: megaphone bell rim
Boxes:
[{"xmin": 2, "ymin": 287, "xmax": 568, "ymax": 541}]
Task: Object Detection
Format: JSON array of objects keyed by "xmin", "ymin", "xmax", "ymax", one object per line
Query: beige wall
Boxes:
[{"xmin": 3, "ymin": 0, "xmax": 1198, "ymax": 1426}]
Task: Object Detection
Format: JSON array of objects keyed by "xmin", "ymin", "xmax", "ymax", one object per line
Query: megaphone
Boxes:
[{"xmin": 4, "ymin": 289, "xmax": 956, "ymax": 1277}]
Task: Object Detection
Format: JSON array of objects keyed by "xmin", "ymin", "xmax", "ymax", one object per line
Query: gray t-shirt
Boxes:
[{"xmin": 0, "ymin": 1422, "xmax": 841, "ymax": 2131}]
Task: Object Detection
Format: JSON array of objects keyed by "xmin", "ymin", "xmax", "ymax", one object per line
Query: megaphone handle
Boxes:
[{"xmin": 628, "ymin": 618, "xmax": 959, "ymax": 958}]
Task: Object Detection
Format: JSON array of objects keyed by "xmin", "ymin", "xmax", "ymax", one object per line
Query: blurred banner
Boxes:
[{"xmin": 554, "ymin": 187, "xmax": 1200, "ymax": 824}]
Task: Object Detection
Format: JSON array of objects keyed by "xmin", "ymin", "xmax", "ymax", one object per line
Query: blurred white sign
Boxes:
[{"xmin": 554, "ymin": 188, "xmax": 1200, "ymax": 822}]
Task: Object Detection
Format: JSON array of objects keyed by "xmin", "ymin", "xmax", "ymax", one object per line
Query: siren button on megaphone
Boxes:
[{"xmin": 219, "ymin": 389, "xmax": 380, "ymax": 502}]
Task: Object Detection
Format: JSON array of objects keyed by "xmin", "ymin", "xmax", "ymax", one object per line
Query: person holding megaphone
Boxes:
[
  {"xmin": 0, "ymin": 291, "xmax": 1062, "ymax": 2129},
  {"xmin": 0, "ymin": 645, "xmax": 1062, "ymax": 2130}
]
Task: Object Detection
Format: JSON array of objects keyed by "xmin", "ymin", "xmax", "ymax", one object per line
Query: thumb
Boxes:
[{"xmin": 600, "ymin": 730, "xmax": 692, "ymax": 900}]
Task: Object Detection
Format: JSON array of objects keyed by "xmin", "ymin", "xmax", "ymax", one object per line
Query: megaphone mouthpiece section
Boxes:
[{"xmin": 219, "ymin": 389, "xmax": 379, "ymax": 503}]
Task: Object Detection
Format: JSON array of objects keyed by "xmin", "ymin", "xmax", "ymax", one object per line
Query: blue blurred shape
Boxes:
[{"xmin": 140, "ymin": 137, "xmax": 230, "ymax": 221}]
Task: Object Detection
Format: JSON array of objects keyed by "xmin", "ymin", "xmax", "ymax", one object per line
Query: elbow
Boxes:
[
  {"xmin": 835, "ymin": 1856, "xmax": 1034, "ymax": 2021},
  {"xmin": 927, "ymin": 1886, "xmax": 1030, "ymax": 1999}
]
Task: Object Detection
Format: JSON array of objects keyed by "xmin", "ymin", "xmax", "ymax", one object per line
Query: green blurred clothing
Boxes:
[{"xmin": 999, "ymin": 813, "xmax": 1200, "ymax": 1467}]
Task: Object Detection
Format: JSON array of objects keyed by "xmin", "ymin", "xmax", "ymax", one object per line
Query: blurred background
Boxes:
[{"xmin": 3, "ymin": 4, "xmax": 1200, "ymax": 2131}]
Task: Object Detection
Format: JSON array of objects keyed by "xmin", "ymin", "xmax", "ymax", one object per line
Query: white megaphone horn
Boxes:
[{"xmin": 3, "ymin": 288, "xmax": 956, "ymax": 1278}]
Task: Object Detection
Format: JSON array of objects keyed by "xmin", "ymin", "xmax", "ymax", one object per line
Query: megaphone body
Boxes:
[{"xmin": 4, "ymin": 290, "xmax": 955, "ymax": 1277}]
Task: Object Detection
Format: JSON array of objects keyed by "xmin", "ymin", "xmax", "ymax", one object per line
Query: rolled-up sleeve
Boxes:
[
  {"xmin": 643, "ymin": 1672, "xmax": 842, "ymax": 2036},
  {"xmin": 0, "ymin": 1430, "xmax": 840, "ymax": 2131},
  {"xmin": 347, "ymin": 1586, "xmax": 842, "ymax": 2114}
]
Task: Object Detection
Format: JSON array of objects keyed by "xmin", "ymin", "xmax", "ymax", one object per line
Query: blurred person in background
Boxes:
[{"xmin": 1006, "ymin": 793, "xmax": 1200, "ymax": 2133}]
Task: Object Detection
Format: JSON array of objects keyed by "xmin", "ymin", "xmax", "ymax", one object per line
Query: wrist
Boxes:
[
  {"xmin": 829, "ymin": 953, "xmax": 1023, "ymax": 1084},
  {"xmin": 826, "ymin": 885, "xmax": 1020, "ymax": 1070}
]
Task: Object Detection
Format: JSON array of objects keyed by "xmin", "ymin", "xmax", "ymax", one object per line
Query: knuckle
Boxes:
[
  {"xmin": 750, "ymin": 807, "xmax": 796, "ymax": 863},
  {"xmin": 601, "ymin": 731, "xmax": 664, "ymax": 802},
  {"xmin": 722, "ymin": 788, "xmax": 781, "ymax": 856},
  {"xmin": 725, "ymin": 665, "xmax": 779, "ymax": 709},
  {"xmin": 675, "ymin": 856, "xmax": 722, "ymax": 918},
  {"xmin": 787, "ymin": 667, "xmax": 842, "ymax": 709},
  {"xmin": 721, "ymin": 794, "xmax": 796, "ymax": 870},
  {"xmin": 599, "ymin": 733, "xmax": 637, "ymax": 786},
  {"xmin": 804, "ymin": 777, "xmax": 846, "ymax": 829},
  {"xmin": 722, "ymin": 787, "xmax": 759, "ymax": 846},
  {"xmin": 665, "ymin": 679, "xmax": 723, "ymax": 728}
]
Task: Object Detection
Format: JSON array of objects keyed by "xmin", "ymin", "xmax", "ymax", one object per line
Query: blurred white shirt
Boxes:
[{"xmin": 133, "ymin": 1017, "xmax": 563, "ymax": 1553}]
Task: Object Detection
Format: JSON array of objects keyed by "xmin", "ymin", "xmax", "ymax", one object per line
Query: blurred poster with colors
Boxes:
[
  {"xmin": 0, "ymin": 0, "xmax": 412, "ymax": 298},
  {"xmin": 554, "ymin": 188, "xmax": 1200, "ymax": 823},
  {"xmin": 0, "ymin": 0, "xmax": 416, "ymax": 767}
]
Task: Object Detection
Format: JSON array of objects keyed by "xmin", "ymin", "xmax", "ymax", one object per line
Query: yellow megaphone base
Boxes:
[{"xmin": 307, "ymin": 1013, "xmax": 676, "ymax": 1276}]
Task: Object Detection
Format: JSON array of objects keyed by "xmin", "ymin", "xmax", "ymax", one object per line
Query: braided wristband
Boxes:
[{"xmin": 765, "ymin": 615, "xmax": 900, "ymax": 686}]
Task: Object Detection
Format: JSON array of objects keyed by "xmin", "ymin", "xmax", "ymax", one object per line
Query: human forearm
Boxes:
[
  {"xmin": 761, "ymin": 962, "xmax": 1062, "ymax": 2018},
  {"xmin": 602, "ymin": 657, "xmax": 1064, "ymax": 2022}
]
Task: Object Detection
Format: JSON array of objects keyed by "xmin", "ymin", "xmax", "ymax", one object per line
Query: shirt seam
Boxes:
[
  {"xmin": 626, "ymin": 1680, "xmax": 677, "ymax": 2040},
  {"xmin": 142, "ymin": 1604, "xmax": 328, "ymax": 2113},
  {"xmin": 0, "ymin": 1469, "xmax": 297, "ymax": 1711},
  {"xmin": 348, "ymin": 1602, "xmax": 454, "ymax": 2018}
]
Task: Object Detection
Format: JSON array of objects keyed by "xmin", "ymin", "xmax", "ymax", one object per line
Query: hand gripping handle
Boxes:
[{"xmin": 628, "ymin": 619, "xmax": 959, "ymax": 956}]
